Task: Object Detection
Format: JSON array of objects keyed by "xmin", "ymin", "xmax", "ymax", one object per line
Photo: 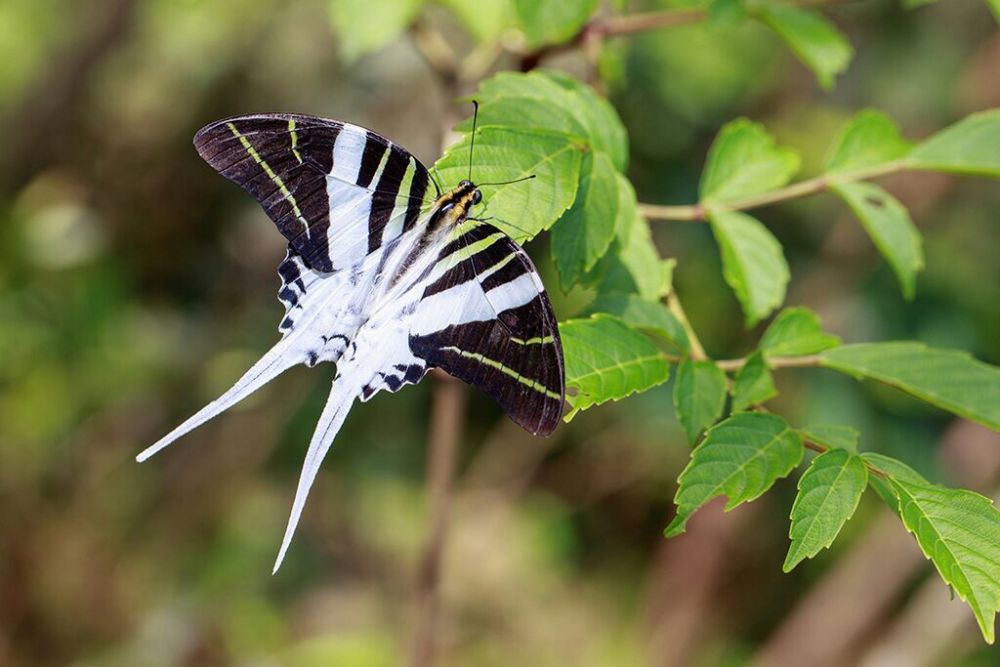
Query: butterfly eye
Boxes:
[
  {"xmin": 471, "ymin": 189, "xmax": 482, "ymax": 205},
  {"xmin": 458, "ymin": 179, "xmax": 471, "ymax": 188}
]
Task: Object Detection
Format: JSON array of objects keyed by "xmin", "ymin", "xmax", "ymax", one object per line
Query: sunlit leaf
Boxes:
[
  {"xmin": 756, "ymin": 6, "xmax": 853, "ymax": 90},
  {"xmin": 709, "ymin": 211, "xmax": 790, "ymax": 326},
  {"xmin": 759, "ymin": 307, "xmax": 840, "ymax": 357},
  {"xmin": 666, "ymin": 413, "xmax": 804, "ymax": 537},
  {"xmin": 821, "ymin": 343, "xmax": 1000, "ymax": 430},
  {"xmin": 434, "ymin": 127, "xmax": 583, "ymax": 242},
  {"xmin": 731, "ymin": 351, "xmax": 777, "ymax": 411},
  {"xmin": 832, "ymin": 181, "xmax": 924, "ymax": 299},
  {"xmin": 673, "ymin": 358, "xmax": 728, "ymax": 444},
  {"xmin": 908, "ymin": 109, "xmax": 1000, "ymax": 178},
  {"xmin": 700, "ymin": 119, "xmax": 800, "ymax": 202},
  {"xmin": 545, "ymin": 70, "xmax": 629, "ymax": 171},
  {"xmin": 561, "ymin": 314, "xmax": 671, "ymax": 418},
  {"xmin": 824, "ymin": 109, "xmax": 912, "ymax": 173},
  {"xmin": 784, "ymin": 448, "xmax": 867, "ymax": 571}
]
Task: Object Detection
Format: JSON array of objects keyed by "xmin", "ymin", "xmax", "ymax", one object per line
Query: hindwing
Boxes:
[{"xmin": 408, "ymin": 221, "xmax": 565, "ymax": 435}]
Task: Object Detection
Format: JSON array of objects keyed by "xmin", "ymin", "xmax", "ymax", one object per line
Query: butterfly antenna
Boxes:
[
  {"xmin": 468, "ymin": 100, "xmax": 479, "ymax": 182},
  {"xmin": 428, "ymin": 168, "xmax": 444, "ymax": 198},
  {"xmin": 477, "ymin": 174, "xmax": 536, "ymax": 187}
]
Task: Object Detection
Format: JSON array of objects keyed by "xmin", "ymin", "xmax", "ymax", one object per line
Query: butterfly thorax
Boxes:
[{"xmin": 428, "ymin": 179, "xmax": 482, "ymax": 231}]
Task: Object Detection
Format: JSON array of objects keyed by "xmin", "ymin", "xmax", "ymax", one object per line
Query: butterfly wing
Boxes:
[
  {"xmin": 194, "ymin": 113, "xmax": 434, "ymax": 272},
  {"xmin": 407, "ymin": 221, "xmax": 565, "ymax": 435}
]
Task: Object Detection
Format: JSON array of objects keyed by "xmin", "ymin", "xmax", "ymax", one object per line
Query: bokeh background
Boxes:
[{"xmin": 1, "ymin": 0, "xmax": 999, "ymax": 665}]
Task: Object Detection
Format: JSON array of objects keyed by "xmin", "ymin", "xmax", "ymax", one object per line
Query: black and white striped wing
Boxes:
[
  {"xmin": 408, "ymin": 222, "xmax": 565, "ymax": 435},
  {"xmin": 194, "ymin": 113, "xmax": 434, "ymax": 273}
]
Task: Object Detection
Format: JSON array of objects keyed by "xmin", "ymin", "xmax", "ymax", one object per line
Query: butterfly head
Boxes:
[{"xmin": 458, "ymin": 179, "xmax": 483, "ymax": 205}]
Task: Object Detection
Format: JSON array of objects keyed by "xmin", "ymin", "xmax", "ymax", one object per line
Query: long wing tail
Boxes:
[
  {"xmin": 272, "ymin": 372, "xmax": 359, "ymax": 573},
  {"xmin": 136, "ymin": 338, "xmax": 298, "ymax": 463}
]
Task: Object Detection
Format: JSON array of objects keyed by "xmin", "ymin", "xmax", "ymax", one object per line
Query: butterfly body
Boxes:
[{"xmin": 139, "ymin": 114, "xmax": 564, "ymax": 572}]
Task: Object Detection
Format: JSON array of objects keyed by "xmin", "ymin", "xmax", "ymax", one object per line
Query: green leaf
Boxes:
[
  {"xmin": 560, "ymin": 314, "xmax": 671, "ymax": 418},
  {"xmin": 700, "ymin": 119, "xmax": 801, "ymax": 203},
  {"xmin": 820, "ymin": 343, "xmax": 1000, "ymax": 430},
  {"xmin": 596, "ymin": 214, "xmax": 671, "ymax": 301},
  {"xmin": 673, "ymin": 359, "xmax": 728, "ymax": 444},
  {"xmin": 799, "ymin": 423, "xmax": 859, "ymax": 453},
  {"xmin": 707, "ymin": 0, "xmax": 747, "ymax": 26},
  {"xmin": 989, "ymin": 0, "xmax": 1000, "ymax": 24},
  {"xmin": 587, "ymin": 292, "xmax": 689, "ymax": 353},
  {"xmin": 514, "ymin": 0, "xmax": 597, "ymax": 49},
  {"xmin": 861, "ymin": 452, "xmax": 927, "ymax": 483},
  {"xmin": 544, "ymin": 70, "xmax": 629, "ymax": 172},
  {"xmin": 470, "ymin": 72, "xmax": 587, "ymax": 135},
  {"xmin": 666, "ymin": 413, "xmax": 804, "ymax": 537},
  {"xmin": 862, "ymin": 451, "xmax": 927, "ymax": 511},
  {"xmin": 329, "ymin": 0, "xmax": 424, "ymax": 61},
  {"xmin": 434, "ymin": 127, "xmax": 583, "ymax": 242},
  {"xmin": 908, "ymin": 109, "xmax": 1000, "ymax": 178},
  {"xmin": 731, "ymin": 351, "xmax": 777, "ymax": 411},
  {"xmin": 759, "ymin": 306, "xmax": 841, "ymax": 357},
  {"xmin": 436, "ymin": 0, "xmax": 513, "ymax": 42},
  {"xmin": 465, "ymin": 71, "xmax": 628, "ymax": 171},
  {"xmin": 891, "ymin": 479, "xmax": 1000, "ymax": 643},
  {"xmin": 612, "ymin": 171, "xmax": 637, "ymax": 245},
  {"xmin": 756, "ymin": 6, "xmax": 853, "ymax": 90},
  {"xmin": 824, "ymin": 109, "xmax": 913, "ymax": 174},
  {"xmin": 709, "ymin": 211, "xmax": 790, "ymax": 327},
  {"xmin": 831, "ymin": 181, "xmax": 924, "ymax": 299},
  {"xmin": 551, "ymin": 152, "xmax": 622, "ymax": 288},
  {"xmin": 784, "ymin": 449, "xmax": 867, "ymax": 571}
]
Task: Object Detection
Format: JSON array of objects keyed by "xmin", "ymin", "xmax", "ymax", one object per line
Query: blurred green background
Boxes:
[{"xmin": 1, "ymin": 0, "xmax": 998, "ymax": 665}]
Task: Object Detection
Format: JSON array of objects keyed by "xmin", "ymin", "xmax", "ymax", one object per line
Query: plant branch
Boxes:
[
  {"xmin": 714, "ymin": 354, "xmax": 823, "ymax": 372},
  {"xmin": 640, "ymin": 159, "xmax": 909, "ymax": 222},
  {"xmin": 409, "ymin": 371, "xmax": 466, "ymax": 667},
  {"xmin": 411, "ymin": 19, "xmax": 460, "ymax": 85},
  {"xmin": 517, "ymin": 0, "xmax": 860, "ymax": 71}
]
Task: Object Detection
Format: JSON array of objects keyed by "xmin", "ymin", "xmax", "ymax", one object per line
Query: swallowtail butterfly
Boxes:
[{"xmin": 137, "ymin": 112, "xmax": 565, "ymax": 572}]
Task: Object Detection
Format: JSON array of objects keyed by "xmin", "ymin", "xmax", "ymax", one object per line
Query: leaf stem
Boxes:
[
  {"xmin": 666, "ymin": 292, "xmax": 707, "ymax": 360},
  {"xmin": 639, "ymin": 159, "xmax": 910, "ymax": 222}
]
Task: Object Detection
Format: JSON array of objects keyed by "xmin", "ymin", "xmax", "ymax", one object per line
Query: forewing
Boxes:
[
  {"xmin": 409, "ymin": 222, "xmax": 565, "ymax": 435},
  {"xmin": 194, "ymin": 113, "xmax": 433, "ymax": 272}
]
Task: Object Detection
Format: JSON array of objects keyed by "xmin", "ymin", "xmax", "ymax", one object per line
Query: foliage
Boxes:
[
  {"xmin": 3, "ymin": 0, "xmax": 1000, "ymax": 663},
  {"xmin": 784, "ymin": 449, "xmax": 867, "ymax": 571},
  {"xmin": 665, "ymin": 413, "xmax": 804, "ymax": 537},
  {"xmin": 428, "ymin": 2, "xmax": 1000, "ymax": 642},
  {"xmin": 560, "ymin": 314, "xmax": 671, "ymax": 418}
]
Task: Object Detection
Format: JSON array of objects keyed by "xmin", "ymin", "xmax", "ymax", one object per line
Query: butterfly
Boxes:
[{"xmin": 136, "ymin": 112, "xmax": 565, "ymax": 572}]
